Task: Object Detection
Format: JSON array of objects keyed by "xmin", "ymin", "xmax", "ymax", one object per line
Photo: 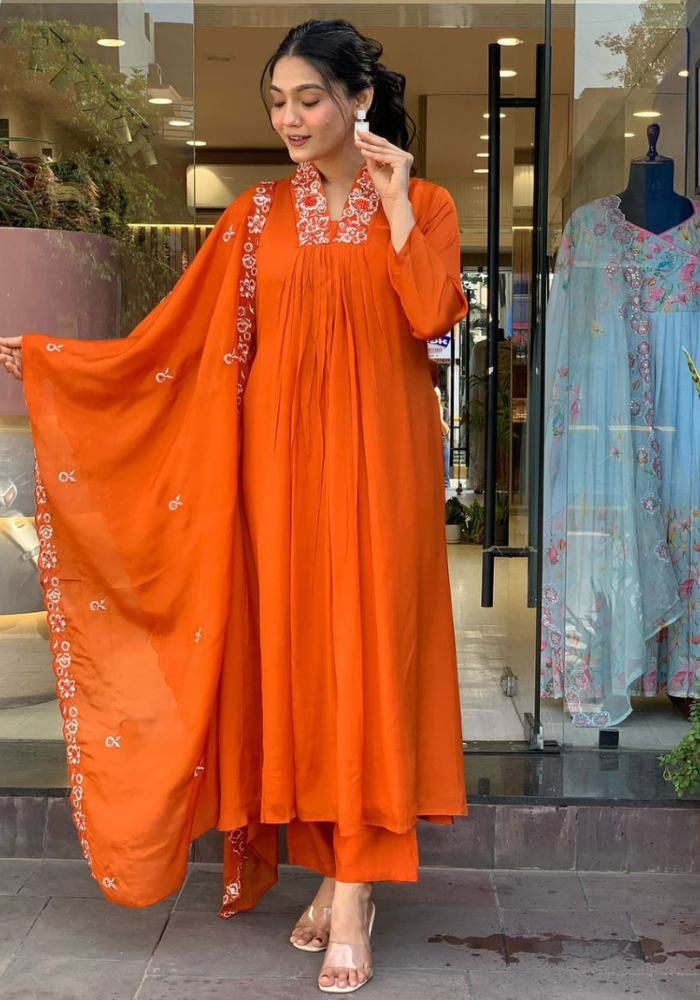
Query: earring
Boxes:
[{"xmin": 354, "ymin": 109, "xmax": 369, "ymax": 140}]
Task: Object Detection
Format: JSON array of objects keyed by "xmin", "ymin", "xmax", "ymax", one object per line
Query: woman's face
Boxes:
[{"xmin": 270, "ymin": 56, "xmax": 369, "ymax": 165}]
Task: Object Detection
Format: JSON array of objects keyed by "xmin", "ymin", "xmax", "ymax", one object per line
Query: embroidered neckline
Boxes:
[{"xmin": 291, "ymin": 162, "xmax": 381, "ymax": 246}]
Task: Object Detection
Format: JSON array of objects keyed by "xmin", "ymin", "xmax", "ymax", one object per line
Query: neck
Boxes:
[
  {"xmin": 312, "ymin": 146, "xmax": 365, "ymax": 188},
  {"xmin": 622, "ymin": 159, "xmax": 675, "ymax": 202}
]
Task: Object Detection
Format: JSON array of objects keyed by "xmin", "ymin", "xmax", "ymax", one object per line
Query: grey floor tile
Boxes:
[
  {"xmin": 654, "ymin": 974, "xmax": 700, "ymax": 999},
  {"xmin": 176, "ymin": 866, "xmax": 319, "ymax": 915},
  {"xmin": 16, "ymin": 897, "xmax": 172, "ymax": 962},
  {"xmin": 501, "ymin": 909, "xmax": 644, "ymax": 973},
  {"xmin": 139, "ymin": 971, "xmax": 471, "ymax": 1000},
  {"xmin": 373, "ymin": 869, "xmax": 496, "ymax": 909},
  {"xmin": 631, "ymin": 913, "xmax": 700, "ymax": 975},
  {"xmin": 373, "ymin": 904, "xmax": 505, "ymax": 973},
  {"xmin": 0, "ymin": 860, "xmax": 40, "ymax": 896},
  {"xmin": 468, "ymin": 968, "xmax": 659, "ymax": 1000},
  {"xmin": 494, "ymin": 871, "xmax": 587, "ymax": 912},
  {"xmin": 150, "ymin": 911, "xmax": 318, "ymax": 979},
  {"xmin": 0, "ymin": 956, "xmax": 146, "ymax": 1000},
  {"xmin": 581, "ymin": 873, "xmax": 700, "ymax": 916},
  {"xmin": 19, "ymin": 859, "xmax": 104, "ymax": 898},
  {"xmin": 0, "ymin": 897, "xmax": 47, "ymax": 961}
]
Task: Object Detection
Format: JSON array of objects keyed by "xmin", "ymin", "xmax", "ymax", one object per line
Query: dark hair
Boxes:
[{"xmin": 260, "ymin": 19, "xmax": 416, "ymax": 151}]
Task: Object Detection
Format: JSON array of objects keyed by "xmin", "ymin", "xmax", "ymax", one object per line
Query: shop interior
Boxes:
[{"xmin": 0, "ymin": 0, "xmax": 695, "ymax": 755}]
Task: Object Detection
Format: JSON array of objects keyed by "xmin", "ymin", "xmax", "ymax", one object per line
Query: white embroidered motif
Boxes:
[
  {"xmin": 194, "ymin": 765, "xmax": 205, "ymax": 777},
  {"xmin": 105, "ymin": 736, "xmax": 122, "ymax": 749},
  {"xmin": 291, "ymin": 163, "xmax": 381, "ymax": 246},
  {"xmin": 222, "ymin": 224, "xmax": 236, "ymax": 243},
  {"xmin": 46, "ymin": 343, "xmax": 64, "ymax": 353},
  {"xmin": 222, "ymin": 181, "xmax": 275, "ymax": 407},
  {"xmin": 35, "ymin": 465, "xmax": 93, "ymax": 874},
  {"xmin": 168, "ymin": 494, "xmax": 183, "ymax": 511},
  {"xmin": 89, "ymin": 599, "xmax": 107, "ymax": 612},
  {"xmin": 155, "ymin": 368, "xmax": 173, "ymax": 383},
  {"xmin": 58, "ymin": 470, "xmax": 76, "ymax": 483},
  {"xmin": 102, "ymin": 877, "xmax": 117, "ymax": 890},
  {"xmin": 195, "ymin": 627, "xmax": 202, "ymax": 643},
  {"xmin": 220, "ymin": 828, "xmax": 248, "ymax": 917}
]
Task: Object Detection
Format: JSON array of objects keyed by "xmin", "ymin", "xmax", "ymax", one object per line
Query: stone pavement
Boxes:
[{"xmin": 0, "ymin": 861, "xmax": 698, "ymax": 999}]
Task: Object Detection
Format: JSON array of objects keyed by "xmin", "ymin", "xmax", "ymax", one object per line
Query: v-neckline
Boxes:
[
  {"xmin": 291, "ymin": 162, "xmax": 381, "ymax": 247},
  {"xmin": 612, "ymin": 194, "xmax": 700, "ymax": 241}
]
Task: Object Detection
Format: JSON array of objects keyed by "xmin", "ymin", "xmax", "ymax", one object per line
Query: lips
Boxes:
[{"xmin": 287, "ymin": 136, "xmax": 311, "ymax": 147}]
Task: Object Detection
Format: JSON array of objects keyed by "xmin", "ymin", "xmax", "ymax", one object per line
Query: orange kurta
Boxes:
[
  {"xmin": 226, "ymin": 166, "xmax": 467, "ymax": 837},
  {"xmin": 21, "ymin": 165, "xmax": 467, "ymax": 915}
]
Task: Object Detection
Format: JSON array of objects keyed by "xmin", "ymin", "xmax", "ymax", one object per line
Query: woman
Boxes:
[{"xmin": 0, "ymin": 19, "xmax": 467, "ymax": 995}]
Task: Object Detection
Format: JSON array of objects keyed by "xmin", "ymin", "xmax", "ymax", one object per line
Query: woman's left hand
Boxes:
[{"xmin": 355, "ymin": 131, "xmax": 413, "ymax": 215}]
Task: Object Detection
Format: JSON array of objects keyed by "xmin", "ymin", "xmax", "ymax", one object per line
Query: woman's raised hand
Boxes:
[
  {"xmin": 355, "ymin": 131, "xmax": 413, "ymax": 212},
  {"xmin": 0, "ymin": 337, "xmax": 23, "ymax": 381}
]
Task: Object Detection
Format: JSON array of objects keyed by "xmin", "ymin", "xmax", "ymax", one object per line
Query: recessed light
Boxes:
[
  {"xmin": 483, "ymin": 113, "xmax": 506, "ymax": 119},
  {"xmin": 624, "ymin": 132, "xmax": 635, "ymax": 138},
  {"xmin": 633, "ymin": 110, "xmax": 661, "ymax": 118},
  {"xmin": 498, "ymin": 38, "xmax": 523, "ymax": 46},
  {"xmin": 500, "ymin": 70, "xmax": 517, "ymax": 78},
  {"xmin": 149, "ymin": 97, "xmax": 173, "ymax": 105},
  {"xmin": 679, "ymin": 69, "xmax": 689, "ymax": 78},
  {"xmin": 97, "ymin": 38, "xmax": 125, "ymax": 47},
  {"xmin": 474, "ymin": 168, "xmax": 489, "ymax": 174},
  {"xmin": 187, "ymin": 139, "xmax": 207, "ymax": 147},
  {"xmin": 477, "ymin": 152, "xmax": 489, "ymax": 158},
  {"xmin": 168, "ymin": 119, "xmax": 191, "ymax": 127},
  {"xmin": 480, "ymin": 134, "xmax": 489, "ymax": 140}
]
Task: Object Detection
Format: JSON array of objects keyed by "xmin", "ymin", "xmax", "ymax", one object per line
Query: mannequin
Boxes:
[{"xmin": 617, "ymin": 124, "xmax": 693, "ymax": 234}]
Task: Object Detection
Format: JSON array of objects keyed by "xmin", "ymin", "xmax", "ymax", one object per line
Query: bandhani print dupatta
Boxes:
[{"xmin": 23, "ymin": 182, "xmax": 277, "ymax": 912}]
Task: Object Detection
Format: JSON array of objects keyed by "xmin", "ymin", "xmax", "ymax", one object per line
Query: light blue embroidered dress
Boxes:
[{"xmin": 542, "ymin": 195, "xmax": 700, "ymax": 727}]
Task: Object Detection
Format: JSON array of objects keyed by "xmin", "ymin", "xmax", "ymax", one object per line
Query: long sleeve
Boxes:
[{"xmin": 387, "ymin": 183, "xmax": 468, "ymax": 340}]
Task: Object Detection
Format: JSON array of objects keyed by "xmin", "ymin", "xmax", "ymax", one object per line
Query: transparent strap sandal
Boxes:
[
  {"xmin": 318, "ymin": 902, "xmax": 376, "ymax": 994},
  {"xmin": 290, "ymin": 904, "xmax": 333, "ymax": 953}
]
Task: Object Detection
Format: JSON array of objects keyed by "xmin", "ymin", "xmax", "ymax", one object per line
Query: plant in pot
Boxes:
[{"xmin": 445, "ymin": 496, "xmax": 469, "ymax": 544}]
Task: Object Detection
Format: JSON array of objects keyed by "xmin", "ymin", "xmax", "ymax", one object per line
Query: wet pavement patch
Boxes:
[{"xmin": 428, "ymin": 932, "xmax": 645, "ymax": 965}]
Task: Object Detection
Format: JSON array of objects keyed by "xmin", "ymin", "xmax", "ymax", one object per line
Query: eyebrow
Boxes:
[{"xmin": 269, "ymin": 83, "xmax": 327, "ymax": 94}]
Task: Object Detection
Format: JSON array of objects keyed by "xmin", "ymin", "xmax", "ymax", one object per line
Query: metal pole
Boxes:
[{"xmin": 482, "ymin": 42, "xmax": 501, "ymax": 608}]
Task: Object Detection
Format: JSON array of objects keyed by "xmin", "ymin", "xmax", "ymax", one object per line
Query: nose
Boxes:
[{"xmin": 282, "ymin": 104, "xmax": 302, "ymax": 129}]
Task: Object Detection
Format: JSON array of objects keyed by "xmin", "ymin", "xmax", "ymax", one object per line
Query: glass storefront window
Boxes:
[
  {"xmin": 542, "ymin": 0, "xmax": 695, "ymax": 749},
  {"xmin": 0, "ymin": 0, "xmax": 194, "ymax": 739}
]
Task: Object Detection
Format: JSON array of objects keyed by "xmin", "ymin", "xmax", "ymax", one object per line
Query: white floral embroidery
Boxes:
[
  {"xmin": 168, "ymin": 494, "xmax": 183, "ymax": 511},
  {"xmin": 46, "ymin": 342, "xmax": 64, "ymax": 353},
  {"xmin": 35, "ymin": 467, "xmax": 93, "ymax": 873},
  {"xmin": 291, "ymin": 163, "xmax": 380, "ymax": 247},
  {"xmin": 102, "ymin": 877, "xmax": 117, "ymax": 890},
  {"xmin": 194, "ymin": 765, "xmax": 205, "ymax": 777},
  {"xmin": 58, "ymin": 470, "xmax": 76, "ymax": 483},
  {"xmin": 105, "ymin": 736, "xmax": 122, "ymax": 749},
  {"xmin": 155, "ymin": 368, "xmax": 174, "ymax": 384},
  {"xmin": 89, "ymin": 599, "xmax": 107, "ymax": 612},
  {"xmin": 220, "ymin": 828, "xmax": 248, "ymax": 917},
  {"xmin": 195, "ymin": 627, "xmax": 202, "ymax": 643},
  {"xmin": 222, "ymin": 224, "xmax": 236, "ymax": 243}
]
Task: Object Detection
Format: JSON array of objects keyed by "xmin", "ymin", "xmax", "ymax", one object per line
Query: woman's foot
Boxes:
[
  {"xmin": 290, "ymin": 876, "xmax": 335, "ymax": 952},
  {"xmin": 318, "ymin": 882, "xmax": 374, "ymax": 994}
]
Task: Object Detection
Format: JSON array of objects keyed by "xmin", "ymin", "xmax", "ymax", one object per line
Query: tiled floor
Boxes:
[{"xmin": 0, "ymin": 860, "xmax": 697, "ymax": 999}]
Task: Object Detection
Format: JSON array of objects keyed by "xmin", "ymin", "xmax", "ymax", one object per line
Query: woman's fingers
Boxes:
[{"xmin": 0, "ymin": 336, "xmax": 22, "ymax": 349}]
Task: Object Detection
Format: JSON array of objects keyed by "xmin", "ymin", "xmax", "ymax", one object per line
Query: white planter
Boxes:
[{"xmin": 445, "ymin": 524, "xmax": 463, "ymax": 544}]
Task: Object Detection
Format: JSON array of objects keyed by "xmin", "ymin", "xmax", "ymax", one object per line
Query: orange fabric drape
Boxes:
[{"xmin": 22, "ymin": 166, "xmax": 468, "ymax": 914}]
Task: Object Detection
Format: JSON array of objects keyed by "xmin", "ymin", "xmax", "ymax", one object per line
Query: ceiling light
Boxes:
[
  {"xmin": 498, "ymin": 38, "xmax": 523, "ymax": 46},
  {"xmin": 679, "ymin": 69, "xmax": 689, "ymax": 78},
  {"xmin": 97, "ymin": 38, "xmax": 125, "ymax": 47},
  {"xmin": 474, "ymin": 168, "xmax": 489, "ymax": 174},
  {"xmin": 500, "ymin": 70, "xmax": 517, "ymax": 78},
  {"xmin": 477, "ymin": 152, "xmax": 489, "ymax": 158},
  {"xmin": 187, "ymin": 139, "xmax": 207, "ymax": 147},
  {"xmin": 168, "ymin": 119, "xmax": 191, "ymax": 127},
  {"xmin": 633, "ymin": 110, "xmax": 661, "ymax": 118},
  {"xmin": 480, "ymin": 134, "xmax": 489, "ymax": 140},
  {"xmin": 624, "ymin": 132, "xmax": 635, "ymax": 138},
  {"xmin": 149, "ymin": 97, "xmax": 173, "ymax": 105},
  {"xmin": 483, "ymin": 113, "xmax": 506, "ymax": 119}
]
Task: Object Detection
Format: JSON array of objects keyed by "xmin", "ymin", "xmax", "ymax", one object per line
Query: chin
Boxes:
[{"xmin": 285, "ymin": 146, "xmax": 315, "ymax": 164}]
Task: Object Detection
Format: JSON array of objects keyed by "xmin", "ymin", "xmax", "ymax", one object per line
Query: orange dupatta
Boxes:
[{"xmin": 23, "ymin": 182, "xmax": 279, "ymax": 911}]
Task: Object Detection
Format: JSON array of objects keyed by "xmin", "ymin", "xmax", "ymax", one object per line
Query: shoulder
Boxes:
[
  {"xmin": 408, "ymin": 178, "xmax": 458, "ymax": 219},
  {"xmin": 224, "ymin": 175, "xmax": 292, "ymax": 222}
]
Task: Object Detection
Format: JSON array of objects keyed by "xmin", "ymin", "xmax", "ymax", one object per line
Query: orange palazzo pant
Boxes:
[{"xmin": 286, "ymin": 821, "xmax": 419, "ymax": 883}]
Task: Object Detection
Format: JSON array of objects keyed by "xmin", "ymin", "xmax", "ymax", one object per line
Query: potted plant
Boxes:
[
  {"xmin": 462, "ymin": 500, "xmax": 485, "ymax": 544},
  {"xmin": 445, "ymin": 497, "xmax": 469, "ymax": 544},
  {"xmin": 660, "ymin": 702, "xmax": 700, "ymax": 797}
]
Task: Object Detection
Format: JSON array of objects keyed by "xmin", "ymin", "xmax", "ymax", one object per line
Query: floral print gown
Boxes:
[{"xmin": 542, "ymin": 195, "xmax": 700, "ymax": 727}]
